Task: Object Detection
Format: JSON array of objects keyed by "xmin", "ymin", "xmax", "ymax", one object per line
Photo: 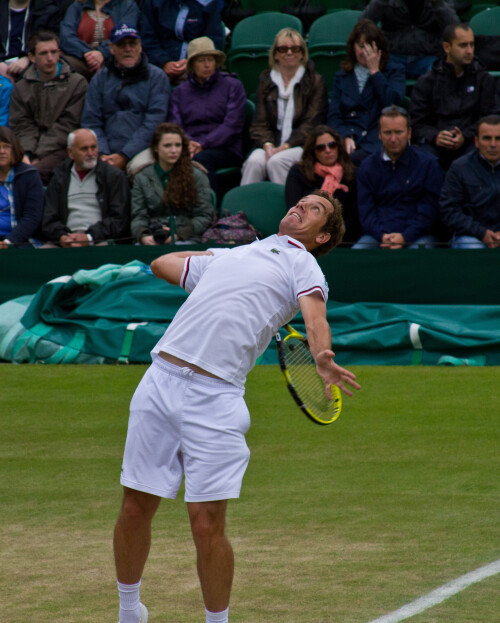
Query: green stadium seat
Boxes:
[
  {"xmin": 228, "ymin": 12, "xmax": 303, "ymax": 57},
  {"xmin": 309, "ymin": 49, "xmax": 346, "ymax": 94},
  {"xmin": 227, "ymin": 51, "xmax": 270, "ymax": 98},
  {"xmin": 470, "ymin": 6, "xmax": 500, "ymax": 34},
  {"xmin": 220, "ymin": 182, "xmax": 287, "ymax": 238},
  {"xmin": 308, "ymin": 10, "xmax": 361, "ymax": 53}
]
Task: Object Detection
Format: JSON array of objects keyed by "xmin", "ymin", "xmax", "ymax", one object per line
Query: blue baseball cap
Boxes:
[{"xmin": 110, "ymin": 24, "xmax": 141, "ymax": 44}]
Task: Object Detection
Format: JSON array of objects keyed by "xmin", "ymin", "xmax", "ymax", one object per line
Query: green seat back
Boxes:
[
  {"xmin": 220, "ymin": 182, "xmax": 287, "ymax": 238},
  {"xmin": 470, "ymin": 6, "xmax": 500, "ymax": 34},
  {"xmin": 308, "ymin": 10, "xmax": 361, "ymax": 50}
]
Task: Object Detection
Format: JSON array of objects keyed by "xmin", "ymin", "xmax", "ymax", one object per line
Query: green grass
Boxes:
[{"xmin": 2, "ymin": 365, "xmax": 499, "ymax": 622}]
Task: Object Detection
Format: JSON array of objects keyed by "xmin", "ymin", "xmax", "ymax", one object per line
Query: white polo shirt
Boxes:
[{"xmin": 151, "ymin": 234, "xmax": 329, "ymax": 388}]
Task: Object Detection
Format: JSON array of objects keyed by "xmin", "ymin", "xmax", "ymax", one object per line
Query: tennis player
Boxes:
[{"xmin": 113, "ymin": 190, "xmax": 360, "ymax": 623}]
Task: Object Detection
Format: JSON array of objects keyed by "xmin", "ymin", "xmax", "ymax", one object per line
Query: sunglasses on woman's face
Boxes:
[
  {"xmin": 276, "ymin": 45, "xmax": 302, "ymax": 54},
  {"xmin": 315, "ymin": 141, "xmax": 337, "ymax": 152}
]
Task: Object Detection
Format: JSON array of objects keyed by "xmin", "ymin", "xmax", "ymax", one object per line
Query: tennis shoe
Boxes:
[{"xmin": 119, "ymin": 602, "xmax": 148, "ymax": 623}]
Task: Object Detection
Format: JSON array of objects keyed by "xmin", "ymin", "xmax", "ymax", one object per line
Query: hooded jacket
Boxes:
[
  {"xmin": 81, "ymin": 52, "xmax": 170, "ymax": 160},
  {"xmin": 9, "ymin": 58, "xmax": 87, "ymax": 159},
  {"xmin": 410, "ymin": 56, "xmax": 496, "ymax": 147},
  {"xmin": 5, "ymin": 163, "xmax": 44, "ymax": 246},
  {"xmin": 169, "ymin": 71, "xmax": 246, "ymax": 159}
]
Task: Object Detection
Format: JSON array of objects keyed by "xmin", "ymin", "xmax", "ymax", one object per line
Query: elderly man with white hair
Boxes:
[{"xmin": 41, "ymin": 128, "xmax": 131, "ymax": 247}]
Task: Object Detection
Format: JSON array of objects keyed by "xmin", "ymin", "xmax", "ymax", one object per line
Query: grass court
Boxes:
[{"xmin": 2, "ymin": 364, "xmax": 499, "ymax": 622}]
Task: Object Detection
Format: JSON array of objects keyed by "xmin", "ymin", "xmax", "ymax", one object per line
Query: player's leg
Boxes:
[
  {"xmin": 114, "ymin": 487, "xmax": 161, "ymax": 582},
  {"xmin": 187, "ymin": 500, "xmax": 233, "ymax": 619},
  {"xmin": 114, "ymin": 487, "xmax": 161, "ymax": 623}
]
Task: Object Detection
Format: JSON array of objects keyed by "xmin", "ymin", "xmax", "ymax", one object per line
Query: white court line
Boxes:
[{"xmin": 366, "ymin": 558, "xmax": 500, "ymax": 623}]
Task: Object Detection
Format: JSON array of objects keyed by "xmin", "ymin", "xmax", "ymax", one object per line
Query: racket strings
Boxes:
[{"xmin": 284, "ymin": 337, "xmax": 339, "ymax": 417}]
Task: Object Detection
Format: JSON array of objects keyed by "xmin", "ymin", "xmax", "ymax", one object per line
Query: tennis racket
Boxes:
[{"xmin": 275, "ymin": 324, "xmax": 342, "ymax": 425}]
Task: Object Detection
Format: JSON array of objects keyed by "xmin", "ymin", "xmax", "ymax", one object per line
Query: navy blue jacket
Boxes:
[
  {"xmin": 60, "ymin": 0, "xmax": 140, "ymax": 61},
  {"xmin": 7, "ymin": 163, "xmax": 44, "ymax": 246},
  {"xmin": 357, "ymin": 145, "xmax": 443, "ymax": 242},
  {"xmin": 140, "ymin": 0, "xmax": 222, "ymax": 68},
  {"xmin": 327, "ymin": 60, "xmax": 405, "ymax": 153},
  {"xmin": 439, "ymin": 149, "xmax": 500, "ymax": 240},
  {"xmin": 81, "ymin": 53, "xmax": 170, "ymax": 160}
]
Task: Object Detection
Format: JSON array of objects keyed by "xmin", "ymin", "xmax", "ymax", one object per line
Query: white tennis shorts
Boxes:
[{"xmin": 120, "ymin": 357, "xmax": 251, "ymax": 502}]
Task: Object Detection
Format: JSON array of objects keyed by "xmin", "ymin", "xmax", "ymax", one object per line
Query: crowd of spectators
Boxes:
[{"xmin": 0, "ymin": 0, "xmax": 499, "ymax": 250}]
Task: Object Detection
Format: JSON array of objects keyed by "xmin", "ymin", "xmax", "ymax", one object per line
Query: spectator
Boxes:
[
  {"xmin": 9, "ymin": 30, "xmax": 87, "ymax": 185},
  {"xmin": 81, "ymin": 23, "xmax": 170, "ymax": 178},
  {"xmin": 285, "ymin": 124, "xmax": 360, "ymax": 246},
  {"xmin": 140, "ymin": 0, "xmax": 222, "ymax": 84},
  {"xmin": 0, "ymin": 126, "xmax": 43, "ymax": 248},
  {"xmin": 241, "ymin": 27, "xmax": 328, "ymax": 186},
  {"xmin": 60, "ymin": 0, "xmax": 140, "ymax": 81},
  {"xmin": 41, "ymin": 128, "xmax": 130, "ymax": 246},
  {"xmin": 0, "ymin": 74, "xmax": 13, "ymax": 125},
  {"xmin": 354, "ymin": 105, "xmax": 443, "ymax": 249},
  {"xmin": 0, "ymin": 0, "xmax": 61, "ymax": 80},
  {"xmin": 410, "ymin": 23, "xmax": 496, "ymax": 170},
  {"xmin": 168, "ymin": 36, "xmax": 246, "ymax": 200},
  {"xmin": 361, "ymin": 0, "xmax": 459, "ymax": 79},
  {"xmin": 131, "ymin": 122, "xmax": 214, "ymax": 245},
  {"xmin": 439, "ymin": 115, "xmax": 500, "ymax": 249},
  {"xmin": 327, "ymin": 19, "xmax": 405, "ymax": 167}
]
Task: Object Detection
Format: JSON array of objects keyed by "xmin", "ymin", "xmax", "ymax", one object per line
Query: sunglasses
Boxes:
[
  {"xmin": 276, "ymin": 45, "xmax": 302, "ymax": 54},
  {"xmin": 315, "ymin": 141, "xmax": 338, "ymax": 152}
]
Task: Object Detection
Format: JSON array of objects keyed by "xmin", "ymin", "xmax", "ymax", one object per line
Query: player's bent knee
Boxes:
[{"xmin": 121, "ymin": 487, "xmax": 160, "ymax": 522}]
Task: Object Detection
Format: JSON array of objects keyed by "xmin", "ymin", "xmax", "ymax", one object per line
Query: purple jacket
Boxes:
[{"xmin": 168, "ymin": 71, "xmax": 246, "ymax": 158}]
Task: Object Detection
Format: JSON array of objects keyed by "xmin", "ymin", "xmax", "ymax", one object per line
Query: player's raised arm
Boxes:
[
  {"xmin": 150, "ymin": 250, "xmax": 213, "ymax": 285},
  {"xmin": 299, "ymin": 292, "xmax": 360, "ymax": 398}
]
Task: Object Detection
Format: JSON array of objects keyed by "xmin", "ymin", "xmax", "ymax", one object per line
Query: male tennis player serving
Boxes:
[{"xmin": 113, "ymin": 190, "xmax": 360, "ymax": 623}]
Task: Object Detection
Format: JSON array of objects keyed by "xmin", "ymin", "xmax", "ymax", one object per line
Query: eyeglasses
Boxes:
[
  {"xmin": 276, "ymin": 45, "xmax": 302, "ymax": 54},
  {"xmin": 315, "ymin": 141, "xmax": 337, "ymax": 152}
]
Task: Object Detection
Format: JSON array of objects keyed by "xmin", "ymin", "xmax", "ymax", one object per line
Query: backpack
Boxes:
[{"xmin": 201, "ymin": 211, "xmax": 262, "ymax": 244}]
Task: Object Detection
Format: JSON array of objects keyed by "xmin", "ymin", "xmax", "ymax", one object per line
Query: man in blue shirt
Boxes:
[{"xmin": 354, "ymin": 105, "xmax": 444, "ymax": 249}]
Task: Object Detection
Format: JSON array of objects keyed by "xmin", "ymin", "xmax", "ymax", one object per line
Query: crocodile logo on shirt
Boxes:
[{"xmin": 270, "ymin": 248, "xmax": 280, "ymax": 254}]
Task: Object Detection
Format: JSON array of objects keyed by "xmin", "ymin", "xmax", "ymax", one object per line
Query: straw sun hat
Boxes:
[{"xmin": 186, "ymin": 37, "xmax": 226, "ymax": 73}]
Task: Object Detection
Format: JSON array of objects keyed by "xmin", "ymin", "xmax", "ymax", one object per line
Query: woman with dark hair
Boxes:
[
  {"xmin": 0, "ymin": 126, "xmax": 43, "ymax": 248},
  {"xmin": 60, "ymin": 0, "xmax": 140, "ymax": 79},
  {"xmin": 327, "ymin": 19, "xmax": 405, "ymax": 165},
  {"xmin": 241, "ymin": 27, "xmax": 328, "ymax": 185},
  {"xmin": 285, "ymin": 125, "xmax": 360, "ymax": 245},
  {"xmin": 131, "ymin": 122, "xmax": 214, "ymax": 245}
]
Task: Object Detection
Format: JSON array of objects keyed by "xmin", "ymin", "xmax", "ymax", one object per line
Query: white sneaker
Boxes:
[{"xmin": 119, "ymin": 602, "xmax": 148, "ymax": 623}]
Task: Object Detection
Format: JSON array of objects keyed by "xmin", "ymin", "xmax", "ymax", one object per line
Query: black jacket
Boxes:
[
  {"xmin": 362, "ymin": 0, "xmax": 459, "ymax": 57},
  {"xmin": 440, "ymin": 149, "xmax": 500, "ymax": 239},
  {"xmin": 42, "ymin": 158, "xmax": 130, "ymax": 243},
  {"xmin": 409, "ymin": 57, "xmax": 496, "ymax": 147}
]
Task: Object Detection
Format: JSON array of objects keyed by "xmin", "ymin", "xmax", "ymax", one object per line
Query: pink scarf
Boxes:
[{"xmin": 314, "ymin": 162, "xmax": 349, "ymax": 195}]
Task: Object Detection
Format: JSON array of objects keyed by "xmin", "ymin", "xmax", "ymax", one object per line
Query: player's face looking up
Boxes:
[{"xmin": 279, "ymin": 194, "xmax": 333, "ymax": 251}]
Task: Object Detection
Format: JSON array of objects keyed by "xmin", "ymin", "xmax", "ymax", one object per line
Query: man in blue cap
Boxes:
[{"xmin": 81, "ymin": 23, "xmax": 170, "ymax": 178}]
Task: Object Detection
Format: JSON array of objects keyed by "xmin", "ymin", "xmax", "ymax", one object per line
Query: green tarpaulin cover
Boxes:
[{"xmin": 1, "ymin": 261, "xmax": 499, "ymax": 365}]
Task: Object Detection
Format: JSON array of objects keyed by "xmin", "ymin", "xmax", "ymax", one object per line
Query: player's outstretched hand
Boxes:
[{"xmin": 315, "ymin": 349, "xmax": 361, "ymax": 399}]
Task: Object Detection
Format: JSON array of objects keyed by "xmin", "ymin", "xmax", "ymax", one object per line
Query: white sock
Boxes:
[
  {"xmin": 118, "ymin": 580, "xmax": 142, "ymax": 623},
  {"xmin": 206, "ymin": 606, "xmax": 229, "ymax": 623}
]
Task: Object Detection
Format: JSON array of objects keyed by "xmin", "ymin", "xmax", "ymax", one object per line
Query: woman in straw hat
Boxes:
[{"xmin": 168, "ymin": 36, "xmax": 246, "ymax": 200}]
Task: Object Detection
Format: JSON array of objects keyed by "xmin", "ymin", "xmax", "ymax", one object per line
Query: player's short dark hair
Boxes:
[
  {"xmin": 477, "ymin": 115, "xmax": 500, "ymax": 133},
  {"xmin": 442, "ymin": 22, "xmax": 471, "ymax": 45},
  {"xmin": 0, "ymin": 126, "xmax": 24, "ymax": 164},
  {"xmin": 311, "ymin": 190, "xmax": 345, "ymax": 258},
  {"xmin": 28, "ymin": 30, "xmax": 60, "ymax": 55}
]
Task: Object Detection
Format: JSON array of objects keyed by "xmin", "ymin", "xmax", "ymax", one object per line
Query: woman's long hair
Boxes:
[
  {"xmin": 0, "ymin": 126, "xmax": 24, "ymax": 165},
  {"xmin": 151, "ymin": 122, "xmax": 198, "ymax": 211},
  {"xmin": 298, "ymin": 125, "xmax": 354, "ymax": 183},
  {"xmin": 342, "ymin": 19, "xmax": 389, "ymax": 73}
]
